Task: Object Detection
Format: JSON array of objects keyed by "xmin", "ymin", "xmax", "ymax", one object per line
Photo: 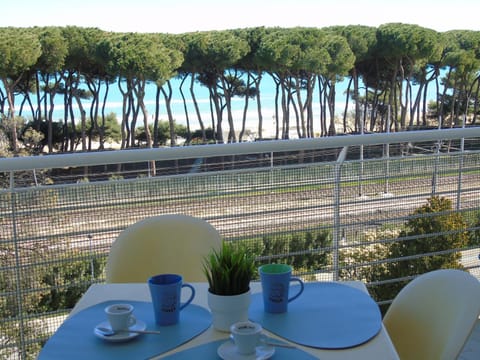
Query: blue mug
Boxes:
[
  {"xmin": 259, "ymin": 264, "xmax": 304, "ymax": 313},
  {"xmin": 148, "ymin": 274, "xmax": 195, "ymax": 326}
]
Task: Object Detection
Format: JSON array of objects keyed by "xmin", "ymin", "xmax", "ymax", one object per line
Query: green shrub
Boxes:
[{"xmin": 257, "ymin": 229, "xmax": 332, "ymax": 273}]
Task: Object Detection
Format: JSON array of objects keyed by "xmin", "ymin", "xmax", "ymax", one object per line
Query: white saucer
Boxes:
[
  {"xmin": 94, "ymin": 320, "xmax": 146, "ymax": 343},
  {"xmin": 217, "ymin": 341, "xmax": 275, "ymax": 360}
]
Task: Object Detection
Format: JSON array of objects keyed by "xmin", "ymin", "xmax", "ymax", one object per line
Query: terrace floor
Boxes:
[{"xmin": 459, "ymin": 319, "xmax": 480, "ymax": 359}]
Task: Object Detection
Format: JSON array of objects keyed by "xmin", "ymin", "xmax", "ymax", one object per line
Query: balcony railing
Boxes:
[{"xmin": 1, "ymin": 127, "xmax": 480, "ymax": 359}]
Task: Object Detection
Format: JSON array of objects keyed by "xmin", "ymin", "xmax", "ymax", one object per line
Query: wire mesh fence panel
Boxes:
[{"xmin": 1, "ymin": 135, "xmax": 480, "ymax": 359}]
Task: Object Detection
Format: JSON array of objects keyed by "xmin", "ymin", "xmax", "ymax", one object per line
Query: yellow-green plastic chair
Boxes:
[
  {"xmin": 383, "ymin": 269, "xmax": 480, "ymax": 360},
  {"xmin": 105, "ymin": 214, "xmax": 222, "ymax": 283}
]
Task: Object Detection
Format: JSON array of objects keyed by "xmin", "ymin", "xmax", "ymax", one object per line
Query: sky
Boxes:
[{"xmin": 2, "ymin": 0, "xmax": 480, "ymax": 34}]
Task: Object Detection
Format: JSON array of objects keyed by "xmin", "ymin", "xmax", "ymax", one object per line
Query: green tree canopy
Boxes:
[{"xmin": 0, "ymin": 27, "xmax": 41, "ymax": 151}]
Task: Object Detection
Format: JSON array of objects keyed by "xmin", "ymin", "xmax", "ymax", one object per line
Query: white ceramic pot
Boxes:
[{"xmin": 207, "ymin": 289, "xmax": 251, "ymax": 332}]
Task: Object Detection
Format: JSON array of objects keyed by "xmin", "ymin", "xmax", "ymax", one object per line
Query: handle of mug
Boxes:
[
  {"xmin": 179, "ymin": 283, "xmax": 195, "ymax": 310},
  {"xmin": 288, "ymin": 277, "xmax": 304, "ymax": 302}
]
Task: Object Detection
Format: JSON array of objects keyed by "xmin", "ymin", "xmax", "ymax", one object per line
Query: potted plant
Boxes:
[{"xmin": 203, "ymin": 241, "xmax": 255, "ymax": 331}]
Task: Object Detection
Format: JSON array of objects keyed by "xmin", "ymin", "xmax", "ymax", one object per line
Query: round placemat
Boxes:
[
  {"xmin": 38, "ymin": 300, "xmax": 211, "ymax": 359},
  {"xmin": 249, "ymin": 282, "xmax": 382, "ymax": 349}
]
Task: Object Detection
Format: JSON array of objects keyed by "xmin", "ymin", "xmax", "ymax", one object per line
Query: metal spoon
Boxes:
[
  {"xmin": 229, "ymin": 334, "xmax": 297, "ymax": 349},
  {"xmin": 96, "ymin": 326, "xmax": 161, "ymax": 336}
]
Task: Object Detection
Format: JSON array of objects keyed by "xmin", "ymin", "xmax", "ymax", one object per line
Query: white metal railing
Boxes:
[{"xmin": 1, "ymin": 127, "xmax": 479, "ymax": 172}]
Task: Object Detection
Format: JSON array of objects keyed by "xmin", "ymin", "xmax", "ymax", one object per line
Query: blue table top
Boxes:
[
  {"xmin": 38, "ymin": 300, "xmax": 211, "ymax": 360},
  {"xmin": 39, "ymin": 282, "xmax": 383, "ymax": 359},
  {"xmin": 249, "ymin": 282, "xmax": 382, "ymax": 349}
]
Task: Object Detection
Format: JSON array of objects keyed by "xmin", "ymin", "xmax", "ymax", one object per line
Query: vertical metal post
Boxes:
[
  {"xmin": 432, "ymin": 142, "xmax": 440, "ymax": 196},
  {"xmin": 88, "ymin": 234, "xmax": 94, "ymax": 279},
  {"xmin": 10, "ymin": 171, "xmax": 27, "ymax": 359},
  {"xmin": 270, "ymin": 151, "xmax": 274, "ymax": 189},
  {"xmin": 358, "ymin": 112, "xmax": 364, "ymax": 197},
  {"xmin": 384, "ymin": 105, "xmax": 391, "ymax": 195},
  {"xmin": 432, "ymin": 112, "xmax": 443, "ymax": 196},
  {"xmin": 333, "ymin": 146, "xmax": 348, "ymax": 281},
  {"xmin": 456, "ymin": 116, "xmax": 466, "ymax": 210}
]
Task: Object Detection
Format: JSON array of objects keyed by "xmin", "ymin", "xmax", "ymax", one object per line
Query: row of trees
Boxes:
[{"xmin": 1, "ymin": 24, "xmax": 480, "ymax": 154}]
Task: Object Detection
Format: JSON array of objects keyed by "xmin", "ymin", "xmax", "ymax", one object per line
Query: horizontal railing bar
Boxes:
[{"xmin": 1, "ymin": 127, "xmax": 479, "ymax": 172}]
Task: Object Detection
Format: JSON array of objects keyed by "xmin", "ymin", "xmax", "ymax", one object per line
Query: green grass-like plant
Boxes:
[{"xmin": 203, "ymin": 241, "xmax": 255, "ymax": 296}]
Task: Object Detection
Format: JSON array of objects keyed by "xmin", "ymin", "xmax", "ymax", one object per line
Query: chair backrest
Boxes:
[
  {"xmin": 383, "ymin": 269, "xmax": 480, "ymax": 360},
  {"xmin": 105, "ymin": 214, "xmax": 222, "ymax": 283}
]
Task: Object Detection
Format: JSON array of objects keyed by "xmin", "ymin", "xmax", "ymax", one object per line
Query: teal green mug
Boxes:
[{"xmin": 258, "ymin": 264, "xmax": 304, "ymax": 313}]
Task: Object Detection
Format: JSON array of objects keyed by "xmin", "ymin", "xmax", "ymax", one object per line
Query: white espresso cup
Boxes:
[
  {"xmin": 105, "ymin": 303, "xmax": 136, "ymax": 331},
  {"xmin": 230, "ymin": 321, "xmax": 263, "ymax": 355}
]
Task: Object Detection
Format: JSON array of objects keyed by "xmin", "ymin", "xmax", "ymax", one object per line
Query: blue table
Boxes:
[{"xmin": 39, "ymin": 282, "xmax": 399, "ymax": 359}]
